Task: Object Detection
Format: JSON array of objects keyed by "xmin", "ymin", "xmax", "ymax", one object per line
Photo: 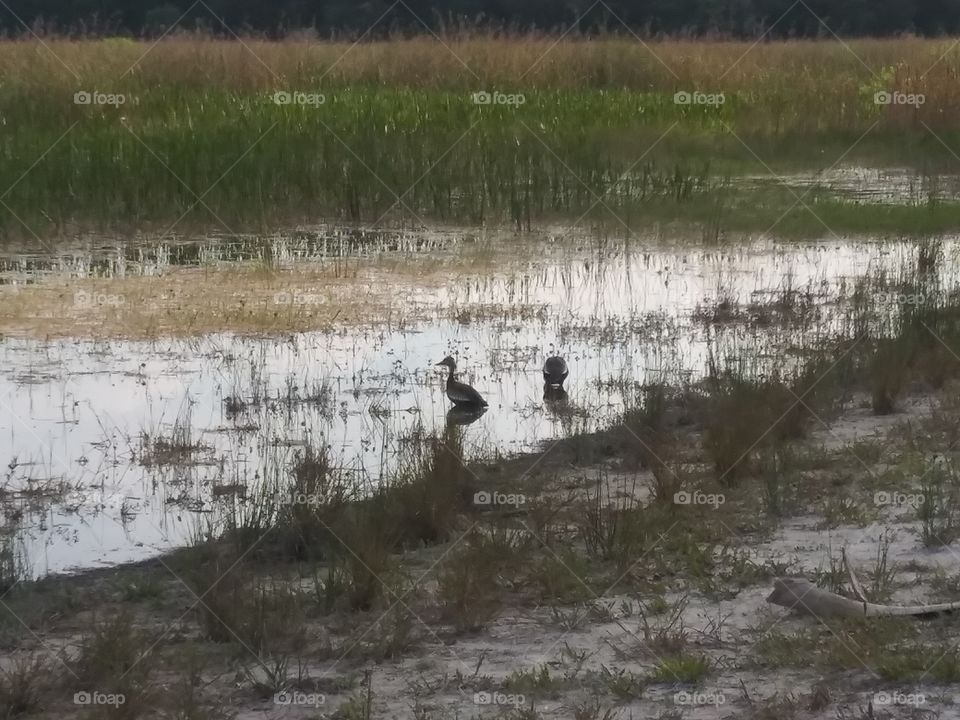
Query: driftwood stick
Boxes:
[
  {"xmin": 842, "ymin": 547, "xmax": 868, "ymax": 603},
  {"xmin": 767, "ymin": 578, "xmax": 960, "ymax": 619}
]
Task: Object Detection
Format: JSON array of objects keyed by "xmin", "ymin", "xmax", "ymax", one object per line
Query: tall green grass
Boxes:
[{"xmin": 2, "ymin": 37, "xmax": 960, "ymax": 235}]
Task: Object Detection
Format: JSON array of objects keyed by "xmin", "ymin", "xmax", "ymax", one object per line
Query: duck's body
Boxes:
[
  {"xmin": 543, "ymin": 355, "xmax": 569, "ymax": 388},
  {"xmin": 436, "ymin": 356, "xmax": 488, "ymax": 408}
]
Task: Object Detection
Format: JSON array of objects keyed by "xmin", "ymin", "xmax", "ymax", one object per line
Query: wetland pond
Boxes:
[{"xmin": 2, "ymin": 186, "xmax": 959, "ymax": 578}]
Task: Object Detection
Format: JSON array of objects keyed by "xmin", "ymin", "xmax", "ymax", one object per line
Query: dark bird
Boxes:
[
  {"xmin": 542, "ymin": 355, "xmax": 569, "ymax": 388},
  {"xmin": 436, "ymin": 356, "xmax": 488, "ymax": 408}
]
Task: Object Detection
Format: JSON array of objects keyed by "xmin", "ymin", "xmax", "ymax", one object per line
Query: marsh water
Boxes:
[{"xmin": 2, "ymin": 171, "xmax": 959, "ymax": 578}]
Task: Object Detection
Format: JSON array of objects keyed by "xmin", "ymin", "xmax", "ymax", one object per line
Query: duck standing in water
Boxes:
[
  {"xmin": 436, "ymin": 356, "xmax": 488, "ymax": 408},
  {"xmin": 542, "ymin": 355, "xmax": 569, "ymax": 388}
]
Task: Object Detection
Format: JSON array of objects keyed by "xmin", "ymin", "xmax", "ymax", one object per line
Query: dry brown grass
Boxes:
[
  {"xmin": 1, "ymin": 35, "xmax": 954, "ymax": 89},
  {"xmin": 2, "ymin": 36, "xmax": 957, "ymax": 239},
  {"xmin": 3, "ymin": 36, "xmax": 960, "ymax": 132},
  {"xmin": 0, "ymin": 239, "xmax": 517, "ymax": 339}
]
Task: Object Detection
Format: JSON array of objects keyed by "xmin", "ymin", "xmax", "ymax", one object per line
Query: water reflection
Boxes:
[
  {"xmin": 738, "ymin": 167, "xmax": 960, "ymax": 205},
  {"xmin": 2, "ymin": 230, "xmax": 959, "ymax": 576},
  {"xmin": 446, "ymin": 406, "xmax": 488, "ymax": 426},
  {"xmin": 543, "ymin": 384, "xmax": 569, "ymax": 404},
  {"xmin": 0, "ymin": 226, "xmax": 459, "ymax": 285}
]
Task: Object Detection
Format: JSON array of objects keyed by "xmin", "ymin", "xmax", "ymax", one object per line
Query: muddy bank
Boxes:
[{"xmin": 3, "ymin": 384, "xmax": 960, "ymax": 719}]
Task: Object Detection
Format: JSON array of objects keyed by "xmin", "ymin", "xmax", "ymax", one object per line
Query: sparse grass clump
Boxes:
[
  {"xmin": 503, "ymin": 665, "xmax": 564, "ymax": 695},
  {"xmin": 766, "ymin": 615, "xmax": 960, "ymax": 682},
  {"xmin": 437, "ymin": 532, "xmax": 509, "ymax": 633},
  {"xmin": 917, "ymin": 455, "xmax": 960, "ymax": 547},
  {"xmin": 824, "ymin": 617, "xmax": 960, "ymax": 682},
  {"xmin": 278, "ymin": 445, "xmax": 354, "ymax": 560},
  {"xmin": 866, "ymin": 531, "xmax": 899, "ymax": 602},
  {"xmin": 701, "ymin": 370, "xmax": 809, "ymax": 484},
  {"xmin": 649, "ymin": 653, "xmax": 712, "ymax": 684},
  {"xmin": 608, "ymin": 596, "xmax": 689, "ymax": 660},
  {"xmin": 333, "ymin": 672, "xmax": 375, "ymax": 720},
  {"xmin": 0, "ymin": 534, "xmax": 24, "ymax": 596},
  {"xmin": 317, "ymin": 495, "xmax": 403, "ymax": 612},
  {"xmin": 66, "ymin": 612, "xmax": 157, "ymax": 718},
  {"xmin": 573, "ymin": 699, "xmax": 622, "ymax": 720},
  {"xmin": 752, "ymin": 627, "xmax": 821, "ymax": 668},
  {"xmin": 138, "ymin": 402, "xmax": 208, "ymax": 466},
  {"xmin": 0, "ymin": 654, "xmax": 51, "ymax": 718},
  {"xmin": 161, "ymin": 646, "xmax": 237, "ymax": 720},
  {"xmin": 578, "ymin": 487, "xmax": 645, "ymax": 567},
  {"xmin": 181, "ymin": 538, "xmax": 308, "ymax": 653},
  {"xmin": 208, "ymin": 425, "xmax": 470, "ymax": 612},
  {"xmin": 528, "ymin": 546, "xmax": 597, "ymax": 603},
  {"xmin": 594, "ymin": 665, "xmax": 645, "ymax": 700},
  {"xmin": 386, "ymin": 428, "xmax": 471, "ymax": 547},
  {"xmin": 869, "ymin": 335, "xmax": 914, "ymax": 414},
  {"xmin": 113, "ymin": 571, "xmax": 165, "ymax": 603}
]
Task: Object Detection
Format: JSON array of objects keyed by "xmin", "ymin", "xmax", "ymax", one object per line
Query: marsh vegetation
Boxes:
[
  {"xmin": 2, "ymin": 31, "xmax": 960, "ymax": 720},
  {"xmin": 3, "ymin": 38, "xmax": 960, "ymax": 237}
]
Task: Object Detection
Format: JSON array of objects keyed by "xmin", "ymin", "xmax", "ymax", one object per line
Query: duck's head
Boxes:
[{"xmin": 435, "ymin": 355, "xmax": 457, "ymax": 371}]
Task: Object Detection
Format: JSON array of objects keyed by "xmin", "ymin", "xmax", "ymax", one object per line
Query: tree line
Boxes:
[{"xmin": 4, "ymin": 0, "xmax": 960, "ymax": 38}]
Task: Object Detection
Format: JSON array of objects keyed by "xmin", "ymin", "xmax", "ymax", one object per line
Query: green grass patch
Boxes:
[
  {"xmin": 2, "ymin": 39, "xmax": 960, "ymax": 236},
  {"xmin": 649, "ymin": 653, "xmax": 712, "ymax": 683}
]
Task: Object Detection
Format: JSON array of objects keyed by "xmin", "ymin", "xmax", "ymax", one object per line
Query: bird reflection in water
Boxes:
[
  {"xmin": 446, "ymin": 405, "xmax": 487, "ymax": 427},
  {"xmin": 543, "ymin": 383, "xmax": 569, "ymax": 404}
]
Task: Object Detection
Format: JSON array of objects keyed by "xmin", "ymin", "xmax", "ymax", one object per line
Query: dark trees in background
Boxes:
[{"xmin": 3, "ymin": 0, "xmax": 960, "ymax": 37}]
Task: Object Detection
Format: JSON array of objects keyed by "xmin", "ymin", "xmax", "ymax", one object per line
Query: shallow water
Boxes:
[
  {"xmin": 0, "ymin": 227, "xmax": 455, "ymax": 285},
  {"xmin": 1, "ymin": 225, "xmax": 957, "ymax": 577},
  {"xmin": 740, "ymin": 166, "xmax": 960, "ymax": 205}
]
